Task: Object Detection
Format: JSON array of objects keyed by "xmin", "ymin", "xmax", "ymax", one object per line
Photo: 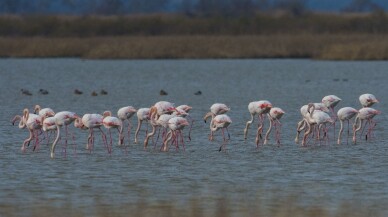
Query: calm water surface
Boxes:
[{"xmin": 0, "ymin": 59, "xmax": 387, "ymax": 216}]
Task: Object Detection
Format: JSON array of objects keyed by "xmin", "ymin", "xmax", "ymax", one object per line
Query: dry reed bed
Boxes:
[{"xmin": 0, "ymin": 34, "xmax": 387, "ymax": 60}]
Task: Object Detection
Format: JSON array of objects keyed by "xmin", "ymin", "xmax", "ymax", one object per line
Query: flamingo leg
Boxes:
[{"xmin": 337, "ymin": 119, "xmax": 344, "ymax": 145}]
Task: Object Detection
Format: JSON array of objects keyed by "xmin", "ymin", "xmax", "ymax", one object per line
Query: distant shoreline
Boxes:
[{"xmin": 0, "ymin": 34, "xmax": 387, "ymax": 60}]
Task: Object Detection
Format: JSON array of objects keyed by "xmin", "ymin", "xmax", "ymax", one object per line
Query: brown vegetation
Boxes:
[
  {"xmin": 0, "ymin": 13, "xmax": 387, "ymax": 60},
  {"xmin": 0, "ymin": 34, "xmax": 387, "ymax": 60}
]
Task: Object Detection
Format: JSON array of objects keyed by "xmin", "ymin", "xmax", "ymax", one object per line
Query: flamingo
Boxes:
[
  {"xmin": 295, "ymin": 103, "xmax": 329, "ymax": 144},
  {"xmin": 210, "ymin": 114, "xmax": 232, "ymax": 151},
  {"xmin": 117, "ymin": 106, "xmax": 137, "ymax": 145},
  {"xmin": 243, "ymin": 100, "xmax": 272, "ymax": 146},
  {"xmin": 81, "ymin": 113, "xmax": 108, "ymax": 153},
  {"xmin": 337, "ymin": 107, "xmax": 358, "ymax": 145},
  {"xmin": 103, "ymin": 111, "xmax": 124, "ymax": 152},
  {"xmin": 17, "ymin": 108, "xmax": 43, "ymax": 152},
  {"xmin": 176, "ymin": 105, "xmax": 192, "ymax": 113},
  {"xmin": 50, "ymin": 111, "xmax": 78, "ymax": 158},
  {"xmin": 359, "ymin": 93, "xmax": 379, "ymax": 107},
  {"xmin": 34, "ymin": 105, "xmax": 55, "ymax": 118},
  {"xmin": 204, "ymin": 103, "xmax": 230, "ymax": 141},
  {"xmin": 134, "ymin": 108, "xmax": 150, "ymax": 144},
  {"xmin": 322, "ymin": 95, "xmax": 342, "ymax": 115},
  {"xmin": 162, "ymin": 117, "xmax": 189, "ymax": 151},
  {"xmin": 353, "ymin": 107, "xmax": 380, "ymax": 143},
  {"xmin": 41, "ymin": 116, "xmax": 57, "ymax": 146},
  {"xmin": 264, "ymin": 107, "xmax": 285, "ymax": 145},
  {"xmin": 301, "ymin": 103, "xmax": 334, "ymax": 146},
  {"xmin": 143, "ymin": 101, "xmax": 176, "ymax": 148}
]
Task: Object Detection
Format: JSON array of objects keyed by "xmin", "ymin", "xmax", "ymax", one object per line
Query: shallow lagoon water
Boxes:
[{"xmin": 0, "ymin": 59, "xmax": 387, "ymax": 216}]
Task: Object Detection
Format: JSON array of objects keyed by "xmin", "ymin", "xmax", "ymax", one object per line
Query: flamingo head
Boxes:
[{"xmin": 102, "ymin": 111, "xmax": 112, "ymax": 118}]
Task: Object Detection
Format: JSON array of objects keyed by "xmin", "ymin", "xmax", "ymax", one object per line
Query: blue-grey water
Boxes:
[{"xmin": 0, "ymin": 59, "xmax": 387, "ymax": 217}]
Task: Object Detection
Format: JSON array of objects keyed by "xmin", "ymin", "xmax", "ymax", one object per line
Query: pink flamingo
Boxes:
[
  {"xmin": 103, "ymin": 111, "xmax": 124, "ymax": 151},
  {"xmin": 143, "ymin": 101, "xmax": 177, "ymax": 149},
  {"xmin": 41, "ymin": 116, "xmax": 57, "ymax": 147},
  {"xmin": 322, "ymin": 95, "xmax": 341, "ymax": 139},
  {"xmin": 17, "ymin": 108, "xmax": 43, "ymax": 152},
  {"xmin": 301, "ymin": 103, "xmax": 334, "ymax": 146},
  {"xmin": 50, "ymin": 111, "xmax": 78, "ymax": 158},
  {"xmin": 204, "ymin": 103, "xmax": 230, "ymax": 141},
  {"xmin": 210, "ymin": 114, "xmax": 232, "ymax": 151},
  {"xmin": 162, "ymin": 117, "xmax": 189, "ymax": 151},
  {"xmin": 243, "ymin": 100, "xmax": 272, "ymax": 146},
  {"xmin": 337, "ymin": 107, "xmax": 358, "ymax": 145},
  {"xmin": 359, "ymin": 93, "xmax": 379, "ymax": 107},
  {"xmin": 353, "ymin": 107, "xmax": 380, "ymax": 143},
  {"xmin": 295, "ymin": 103, "xmax": 329, "ymax": 144},
  {"xmin": 117, "ymin": 106, "xmax": 137, "ymax": 145},
  {"xmin": 134, "ymin": 108, "xmax": 150, "ymax": 144},
  {"xmin": 34, "ymin": 105, "xmax": 55, "ymax": 117},
  {"xmin": 81, "ymin": 113, "xmax": 108, "ymax": 153},
  {"xmin": 264, "ymin": 107, "xmax": 285, "ymax": 145}
]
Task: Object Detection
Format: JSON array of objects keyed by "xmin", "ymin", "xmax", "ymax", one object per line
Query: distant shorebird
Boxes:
[
  {"xmin": 21, "ymin": 89, "xmax": 32, "ymax": 96},
  {"xmin": 160, "ymin": 89, "xmax": 168, "ymax": 96},
  {"xmin": 100, "ymin": 89, "xmax": 108, "ymax": 95},
  {"xmin": 39, "ymin": 89, "xmax": 49, "ymax": 95},
  {"xmin": 74, "ymin": 89, "xmax": 83, "ymax": 95},
  {"xmin": 91, "ymin": 91, "xmax": 98, "ymax": 96},
  {"xmin": 194, "ymin": 91, "xmax": 202, "ymax": 95}
]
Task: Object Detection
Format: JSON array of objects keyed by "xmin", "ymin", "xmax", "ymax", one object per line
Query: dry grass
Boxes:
[{"xmin": 0, "ymin": 34, "xmax": 388, "ymax": 60}]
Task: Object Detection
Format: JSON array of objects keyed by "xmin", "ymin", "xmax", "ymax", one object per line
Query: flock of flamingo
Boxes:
[{"xmin": 11, "ymin": 93, "xmax": 380, "ymax": 158}]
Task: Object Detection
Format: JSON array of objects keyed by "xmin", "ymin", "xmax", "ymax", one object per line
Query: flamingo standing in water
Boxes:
[
  {"xmin": 117, "ymin": 106, "xmax": 137, "ymax": 145},
  {"xmin": 295, "ymin": 103, "xmax": 329, "ymax": 144},
  {"xmin": 353, "ymin": 107, "xmax": 380, "ymax": 143},
  {"xmin": 301, "ymin": 103, "xmax": 334, "ymax": 146},
  {"xmin": 204, "ymin": 103, "xmax": 230, "ymax": 141},
  {"xmin": 243, "ymin": 100, "xmax": 272, "ymax": 146},
  {"xmin": 81, "ymin": 113, "xmax": 108, "ymax": 153},
  {"xmin": 50, "ymin": 111, "xmax": 78, "ymax": 158},
  {"xmin": 134, "ymin": 108, "xmax": 150, "ymax": 144},
  {"xmin": 162, "ymin": 117, "xmax": 189, "ymax": 151},
  {"xmin": 264, "ymin": 107, "xmax": 285, "ymax": 145},
  {"xmin": 103, "ymin": 111, "xmax": 124, "ymax": 150},
  {"xmin": 13, "ymin": 108, "xmax": 43, "ymax": 152},
  {"xmin": 143, "ymin": 101, "xmax": 176, "ymax": 149},
  {"xmin": 34, "ymin": 105, "xmax": 55, "ymax": 118},
  {"xmin": 210, "ymin": 114, "xmax": 232, "ymax": 151},
  {"xmin": 322, "ymin": 95, "xmax": 341, "ymax": 139},
  {"xmin": 337, "ymin": 107, "xmax": 358, "ymax": 145},
  {"xmin": 359, "ymin": 93, "xmax": 379, "ymax": 107}
]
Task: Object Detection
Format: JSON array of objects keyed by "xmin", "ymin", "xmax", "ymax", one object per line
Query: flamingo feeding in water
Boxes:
[
  {"xmin": 243, "ymin": 100, "xmax": 272, "ymax": 146},
  {"xmin": 337, "ymin": 107, "xmax": 358, "ymax": 145},
  {"xmin": 50, "ymin": 111, "xmax": 78, "ymax": 158},
  {"xmin": 103, "ymin": 111, "xmax": 124, "ymax": 149},
  {"xmin": 359, "ymin": 93, "xmax": 379, "ymax": 108},
  {"xmin": 134, "ymin": 108, "xmax": 150, "ymax": 144},
  {"xmin": 353, "ymin": 107, "xmax": 380, "ymax": 143},
  {"xmin": 264, "ymin": 107, "xmax": 285, "ymax": 145},
  {"xmin": 162, "ymin": 117, "xmax": 189, "ymax": 151},
  {"xmin": 117, "ymin": 106, "xmax": 137, "ymax": 145},
  {"xmin": 301, "ymin": 103, "xmax": 334, "ymax": 146},
  {"xmin": 204, "ymin": 103, "xmax": 230, "ymax": 141},
  {"xmin": 15, "ymin": 108, "xmax": 42, "ymax": 152},
  {"xmin": 34, "ymin": 105, "xmax": 55, "ymax": 118},
  {"xmin": 210, "ymin": 114, "xmax": 232, "ymax": 151},
  {"xmin": 81, "ymin": 113, "xmax": 109, "ymax": 154}
]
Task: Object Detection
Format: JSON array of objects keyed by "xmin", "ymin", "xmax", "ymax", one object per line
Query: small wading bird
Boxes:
[{"xmin": 243, "ymin": 100, "xmax": 272, "ymax": 146}]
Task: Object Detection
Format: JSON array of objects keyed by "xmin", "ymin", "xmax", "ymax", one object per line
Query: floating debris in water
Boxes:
[
  {"xmin": 74, "ymin": 89, "xmax": 83, "ymax": 95},
  {"xmin": 194, "ymin": 91, "xmax": 202, "ymax": 95},
  {"xmin": 39, "ymin": 89, "xmax": 49, "ymax": 95},
  {"xmin": 160, "ymin": 89, "xmax": 168, "ymax": 96},
  {"xmin": 100, "ymin": 89, "xmax": 108, "ymax": 95},
  {"xmin": 21, "ymin": 89, "xmax": 32, "ymax": 96},
  {"xmin": 91, "ymin": 91, "xmax": 98, "ymax": 96}
]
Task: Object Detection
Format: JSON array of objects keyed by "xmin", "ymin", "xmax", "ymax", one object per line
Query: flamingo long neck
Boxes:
[
  {"xmin": 12, "ymin": 115, "xmax": 26, "ymax": 129},
  {"xmin": 50, "ymin": 124, "xmax": 61, "ymax": 158},
  {"xmin": 203, "ymin": 112, "xmax": 214, "ymax": 123},
  {"xmin": 23, "ymin": 109, "xmax": 29, "ymax": 124}
]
